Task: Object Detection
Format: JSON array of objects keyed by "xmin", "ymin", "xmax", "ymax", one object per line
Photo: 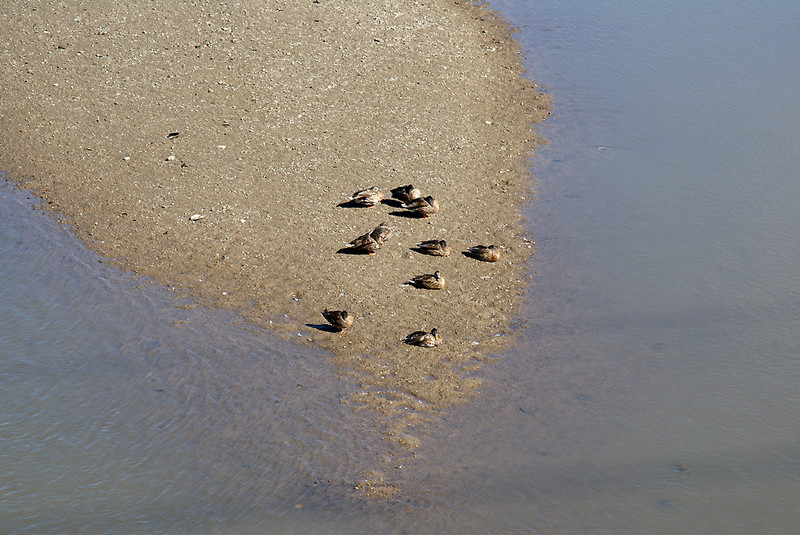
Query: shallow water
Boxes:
[
  {"xmin": 0, "ymin": 179, "xmax": 393, "ymax": 532},
  {"xmin": 3, "ymin": 0, "xmax": 800, "ymax": 533},
  {"xmin": 424, "ymin": 0, "xmax": 800, "ymax": 533}
]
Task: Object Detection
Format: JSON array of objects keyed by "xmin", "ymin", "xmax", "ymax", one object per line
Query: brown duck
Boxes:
[
  {"xmin": 403, "ymin": 328, "xmax": 441, "ymax": 347},
  {"xmin": 401, "ymin": 195, "xmax": 439, "ymax": 218},
  {"xmin": 322, "ymin": 309, "xmax": 354, "ymax": 331},
  {"xmin": 369, "ymin": 222, "xmax": 393, "ymax": 246},
  {"xmin": 414, "ymin": 239, "xmax": 452, "ymax": 257},
  {"xmin": 345, "ymin": 232, "xmax": 382, "ymax": 255},
  {"xmin": 466, "ymin": 244, "xmax": 501, "ymax": 262},
  {"xmin": 346, "ymin": 186, "xmax": 383, "ymax": 207},
  {"xmin": 390, "ymin": 184, "xmax": 422, "ymax": 203},
  {"xmin": 405, "ymin": 270, "xmax": 445, "ymax": 290}
]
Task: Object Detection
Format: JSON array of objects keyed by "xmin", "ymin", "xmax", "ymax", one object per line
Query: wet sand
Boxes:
[{"xmin": 0, "ymin": 0, "xmax": 549, "ymax": 494}]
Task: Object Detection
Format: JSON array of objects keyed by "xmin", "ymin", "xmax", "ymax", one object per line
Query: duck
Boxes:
[
  {"xmin": 405, "ymin": 270, "xmax": 445, "ymax": 290},
  {"xmin": 347, "ymin": 186, "xmax": 383, "ymax": 207},
  {"xmin": 401, "ymin": 195, "xmax": 439, "ymax": 218},
  {"xmin": 322, "ymin": 309, "xmax": 354, "ymax": 331},
  {"xmin": 369, "ymin": 222, "xmax": 393, "ymax": 246},
  {"xmin": 413, "ymin": 239, "xmax": 452, "ymax": 257},
  {"xmin": 466, "ymin": 244, "xmax": 501, "ymax": 262},
  {"xmin": 403, "ymin": 328, "xmax": 441, "ymax": 347},
  {"xmin": 390, "ymin": 184, "xmax": 422, "ymax": 203},
  {"xmin": 345, "ymin": 232, "xmax": 382, "ymax": 255}
]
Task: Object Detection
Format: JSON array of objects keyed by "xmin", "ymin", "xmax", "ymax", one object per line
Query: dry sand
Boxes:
[{"xmin": 0, "ymin": 0, "xmax": 549, "ymax": 494}]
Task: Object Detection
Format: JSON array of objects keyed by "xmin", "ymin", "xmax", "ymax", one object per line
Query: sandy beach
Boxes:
[{"xmin": 0, "ymin": 0, "xmax": 549, "ymax": 494}]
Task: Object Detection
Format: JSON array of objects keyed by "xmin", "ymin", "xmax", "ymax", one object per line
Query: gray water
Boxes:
[
  {"xmin": 444, "ymin": 0, "xmax": 800, "ymax": 532},
  {"xmin": 0, "ymin": 177, "xmax": 399, "ymax": 532},
  {"xmin": 2, "ymin": 0, "xmax": 800, "ymax": 533}
]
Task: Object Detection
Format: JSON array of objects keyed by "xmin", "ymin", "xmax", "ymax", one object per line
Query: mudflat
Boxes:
[{"xmin": 0, "ymin": 0, "xmax": 549, "ymax": 471}]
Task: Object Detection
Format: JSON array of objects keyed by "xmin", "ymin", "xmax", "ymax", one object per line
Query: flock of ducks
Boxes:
[{"xmin": 322, "ymin": 185, "xmax": 501, "ymax": 348}]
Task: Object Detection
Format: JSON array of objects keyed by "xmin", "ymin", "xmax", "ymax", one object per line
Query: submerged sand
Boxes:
[{"xmin": 0, "ymin": 0, "xmax": 548, "ymax": 494}]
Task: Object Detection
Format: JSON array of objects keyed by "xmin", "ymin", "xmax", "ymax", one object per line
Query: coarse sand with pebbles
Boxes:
[{"xmin": 0, "ymin": 0, "xmax": 550, "ymax": 471}]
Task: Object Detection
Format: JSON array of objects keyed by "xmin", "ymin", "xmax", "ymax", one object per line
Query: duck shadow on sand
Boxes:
[
  {"xmin": 336, "ymin": 200, "xmax": 375, "ymax": 209},
  {"xmin": 304, "ymin": 323, "xmax": 341, "ymax": 333},
  {"xmin": 336, "ymin": 247, "xmax": 373, "ymax": 255},
  {"xmin": 380, "ymin": 198, "xmax": 404, "ymax": 208},
  {"xmin": 388, "ymin": 210, "xmax": 424, "ymax": 219}
]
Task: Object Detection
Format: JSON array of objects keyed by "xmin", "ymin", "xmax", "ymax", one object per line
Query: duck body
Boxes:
[
  {"xmin": 322, "ymin": 309, "xmax": 354, "ymax": 331},
  {"xmin": 401, "ymin": 195, "xmax": 439, "ymax": 218},
  {"xmin": 405, "ymin": 270, "xmax": 445, "ymax": 290},
  {"xmin": 403, "ymin": 328, "xmax": 440, "ymax": 347},
  {"xmin": 467, "ymin": 244, "xmax": 501, "ymax": 262},
  {"xmin": 369, "ymin": 222, "xmax": 393, "ymax": 246},
  {"xmin": 346, "ymin": 232, "xmax": 382, "ymax": 255},
  {"xmin": 347, "ymin": 186, "xmax": 383, "ymax": 207},
  {"xmin": 414, "ymin": 239, "xmax": 452, "ymax": 257},
  {"xmin": 390, "ymin": 184, "xmax": 422, "ymax": 203}
]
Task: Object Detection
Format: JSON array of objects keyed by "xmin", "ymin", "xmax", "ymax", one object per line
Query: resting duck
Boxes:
[
  {"xmin": 405, "ymin": 270, "xmax": 445, "ymax": 290},
  {"xmin": 390, "ymin": 184, "xmax": 422, "ymax": 203},
  {"xmin": 347, "ymin": 186, "xmax": 383, "ymax": 207},
  {"xmin": 413, "ymin": 239, "xmax": 452, "ymax": 257},
  {"xmin": 322, "ymin": 309, "xmax": 354, "ymax": 331},
  {"xmin": 466, "ymin": 244, "xmax": 501, "ymax": 262},
  {"xmin": 345, "ymin": 232, "xmax": 382, "ymax": 255},
  {"xmin": 403, "ymin": 328, "xmax": 441, "ymax": 347},
  {"xmin": 369, "ymin": 222, "xmax": 393, "ymax": 246},
  {"xmin": 401, "ymin": 195, "xmax": 439, "ymax": 218}
]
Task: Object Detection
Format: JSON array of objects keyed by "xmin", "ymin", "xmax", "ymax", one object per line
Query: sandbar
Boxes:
[{"xmin": 0, "ymin": 0, "xmax": 550, "ymax": 490}]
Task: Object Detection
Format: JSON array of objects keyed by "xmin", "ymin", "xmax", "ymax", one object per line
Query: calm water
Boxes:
[
  {"xmin": 0, "ymin": 176, "xmax": 397, "ymax": 532},
  {"xmin": 3, "ymin": 1, "xmax": 800, "ymax": 533}
]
